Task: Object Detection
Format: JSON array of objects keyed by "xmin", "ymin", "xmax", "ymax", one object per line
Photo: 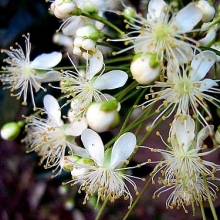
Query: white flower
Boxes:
[
  {"xmin": 66, "ymin": 129, "xmax": 142, "ymax": 207},
  {"xmin": 139, "ymin": 51, "xmax": 219, "ymax": 127},
  {"xmin": 113, "ymin": 0, "xmax": 203, "ymax": 66},
  {"xmin": 60, "ymin": 51, "xmax": 128, "ymax": 117},
  {"xmin": 147, "ymin": 115, "xmax": 220, "ymax": 210},
  {"xmin": 23, "ymin": 95, "xmax": 88, "ymax": 175},
  {"xmin": 1, "ymin": 34, "xmax": 62, "ymax": 107}
]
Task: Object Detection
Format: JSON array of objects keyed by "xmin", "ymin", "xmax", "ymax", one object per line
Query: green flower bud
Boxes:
[
  {"xmin": 84, "ymin": 2, "xmax": 96, "ymax": 13},
  {"xmin": 123, "ymin": 7, "xmax": 136, "ymax": 20},
  {"xmin": 1, "ymin": 121, "xmax": 24, "ymax": 140}
]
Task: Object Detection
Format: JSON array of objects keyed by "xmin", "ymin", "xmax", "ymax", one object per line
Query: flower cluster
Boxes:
[{"xmin": 1, "ymin": 0, "xmax": 220, "ymax": 219}]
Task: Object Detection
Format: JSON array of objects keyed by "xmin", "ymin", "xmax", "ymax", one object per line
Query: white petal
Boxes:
[
  {"xmin": 87, "ymin": 50, "xmax": 103, "ymax": 79},
  {"xmin": 64, "ymin": 118, "xmax": 88, "ymax": 136},
  {"xmin": 34, "ymin": 71, "xmax": 61, "ymax": 82},
  {"xmin": 198, "ymin": 29, "xmax": 217, "ymax": 46},
  {"xmin": 198, "ymin": 78, "xmax": 218, "ymax": 91},
  {"xmin": 81, "ymin": 129, "xmax": 104, "ymax": 165},
  {"xmin": 190, "ymin": 51, "xmax": 216, "ymax": 81},
  {"xmin": 171, "ymin": 5, "xmax": 202, "ymax": 33},
  {"xmin": 93, "ymin": 70, "xmax": 128, "ymax": 90},
  {"xmin": 196, "ymin": 125, "xmax": 214, "ymax": 148},
  {"xmin": 172, "ymin": 43, "xmax": 193, "ymax": 63},
  {"xmin": 147, "ymin": 0, "xmax": 167, "ymax": 20},
  {"xmin": 171, "ymin": 115, "xmax": 195, "ymax": 152},
  {"xmin": 30, "ymin": 52, "xmax": 62, "ymax": 69},
  {"xmin": 62, "ymin": 16, "xmax": 83, "ymax": 36},
  {"xmin": 43, "ymin": 95, "xmax": 62, "ymax": 125},
  {"xmin": 70, "ymin": 145, "xmax": 89, "ymax": 157},
  {"xmin": 31, "ymin": 78, "xmax": 41, "ymax": 92},
  {"xmin": 110, "ymin": 132, "xmax": 136, "ymax": 169}
]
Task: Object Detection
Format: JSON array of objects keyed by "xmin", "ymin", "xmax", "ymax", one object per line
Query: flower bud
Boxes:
[
  {"xmin": 195, "ymin": 0, "xmax": 215, "ymax": 22},
  {"xmin": 130, "ymin": 53, "xmax": 161, "ymax": 84},
  {"xmin": 86, "ymin": 100, "xmax": 120, "ymax": 132},
  {"xmin": 83, "ymin": 2, "xmax": 96, "ymax": 13},
  {"xmin": 82, "ymin": 39, "xmax": 96, "ymax": 50},
  {"xmin": 76, "ymin": 24, "xmax": 103, "ymax": 41},
  {"xmin": 215, "ymin": 125, "xmax": 220, "ymax": 144},
  {"xmin": 71, "ymin": 157, "xmax": 94, "ymax": 177},
  {"xmin": 51, "ymin": 0, "xmax": 78, "ymax": 19},
  {"xmin": 60, "ymin": 156, "xmax": 76, "ymax": 172},
  {"xmin": 1, "ymin": 121, "xmax": 24, "ymax": 140},
  {"xmin": 123, "ymin": 6, "xmax": 136, "ymax": 23}
]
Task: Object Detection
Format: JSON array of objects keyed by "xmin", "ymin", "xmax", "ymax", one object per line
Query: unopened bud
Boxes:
[
  {"xmin": 123, "ymin": 6, "xmax": 136, "ymax": 23},
  {"xmin": 1, "ymin": 121, "xmax": 24, "ymax": 140},
  {"xmin": 71, "ymin": 157, "xmax": 94, "ymax": 176},
  {"xmin": 86, "ymin": 100, "xmax": 120, "ymax": 132},
  {"xmin": 51, "ymin": 0, "xmax": 78, "ymax": 19},
  {"xmin": 83, "ymin": 2, "xmax": 96, "ymax": 13},
  {"xmin": 130, "ymin": 53, "xmax": 161, "ymax": 84},
  {"xmin": 195, "ymin": 0, "xmax": 215, "ymax": 22},
  {"xmin": 76, "ymin": 24, "xmax": 103, "ymax": 41}
]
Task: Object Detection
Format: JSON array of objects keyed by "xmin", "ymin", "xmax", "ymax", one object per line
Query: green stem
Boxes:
[
  {"xmin": 123, "ymin": 177, "xmax": 152, "ymax": 220},
  {"xmin": 203, "ymin": 176, "xmax": 218, "ymax": 220},
  {"xmin": 200, "ymin": 201, "xmax": 207, "ymax": 220},
  {"xmin": 82, "ymin": 12, "xmax": 126, "ymax": 37},
  {"xmin": 95, "ymin": 197, "xmax": 109, "ymax": 220}
]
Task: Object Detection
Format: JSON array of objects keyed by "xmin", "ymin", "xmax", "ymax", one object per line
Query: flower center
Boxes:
[
  {"xmin": 175, "ymin": 78, "xmax": 193, "ymax": 97},
  {"xmin": 154, "ymin": 23, "xmax": 172, "ymax": 42},
  {"xmin": 23, "ymin": 64, "xmax": 33, "ymax": 77}
]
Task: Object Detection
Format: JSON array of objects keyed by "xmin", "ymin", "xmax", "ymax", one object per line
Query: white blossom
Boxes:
[
  {"xmin": 112, "ymin": 0, "xmax": 203, "ymax": 66},
  {"xmin": 65, "ymin": 129, "xmax": 142, "ymax": 207},
  {"xmin": 60, "ymin": 51, "xmax": 128, "ymax": 118},
  {"xmin": 0, "ymin": 34, "xmax": 62, "ymax": 107},
  {"xmin": 23, "ymin": 95, "xmax": 87, "ymax": 175},
  {"xmin": 146, "ymin": 115, "xmax": 220, "ymax": 211},
  {"xmin": 139, "ymin": 51, "xmax": 219, "ymax": 127}
]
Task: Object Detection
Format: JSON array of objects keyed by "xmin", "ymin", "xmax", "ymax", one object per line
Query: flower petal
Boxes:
[
  {"xmin": 198, "ymin": 78, "xmax": 218, "ymax": 92},
  {"xmin": 87, "ymin": 50, "xmax": 103, "ymax": 79},
  {"xmin": 30, "ymin": 52, "xmax": 62, "ymax": 69},
  {"xmin": 171, "ymin": 115, "xmax": 195, "ymax": 152},
  {"xmin": 171, "ymin": 5, "xmax": 202, "ymax": 33},
  {"xmin": 43, "ymin": 95, "xmax": 62, "ymax": 125},
  {"xmin": 147, "ymin": 0, "xmax": 167, "ymax": 20},
  {"xmin": 65, "ymin": 118, "xmax": 88, "ymax": 136},
  {"xmin": 81, "ymin": 129, "xmax": 104, "ymax": 165},
  {"xmin": 35, "ymin": 71, "xmax": 61, "ymax": 82},
  {"xmin": 196, "ymin": 125, "xmax": 214, "ymax": 148},
  {"xmin": 93, "ymin": 70, "xmax": 128, "ymax": 90},
  {"xmin": 70, "ymin": 144, "xmax": 89, "ymax": 158},
  {"xmin": 110, "ymin": 132, "xmax": 136, "ymax": 169},
  {"xmin": 190, "ymin": 51, "xmax": 216, "ymax": 81},
  {"xmin": 198, "ymin": 29, "xmax": 217, "ymax": 46}
]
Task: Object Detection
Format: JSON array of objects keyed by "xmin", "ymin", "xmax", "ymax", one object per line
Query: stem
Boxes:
[
  {"xmin": 95, "ymin": 197, "xmax": 109, "ymax": 220},
  {"xmin": 203, "ymin": 176, "xmax": 218, "ymax": 220},
  {"xmin": 200, "ymin": 201, "xmax": 207, "ymax": 220},
  {"xmin": 123, "ymin": 177, "xmax": 152, "ymax": 220},
  {"xmin": 82, "ymin": 12, "xmax": 126, "ymax": 37}
]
